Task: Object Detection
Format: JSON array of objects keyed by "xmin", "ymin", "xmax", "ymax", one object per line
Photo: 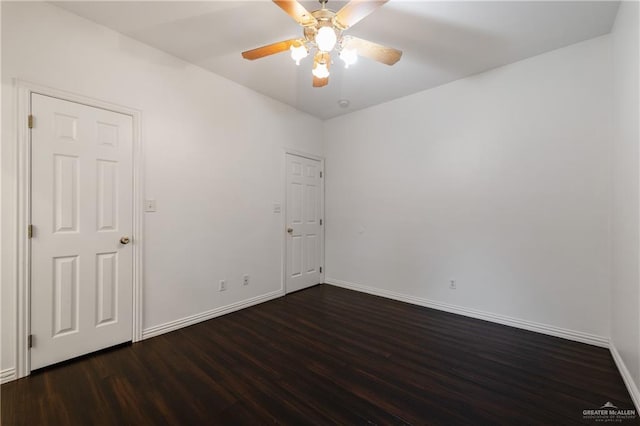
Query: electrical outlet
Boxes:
[
  {"xmin": 449, "ymin": 280, "xmax": 456, "ymax": 290},
  {"xmin": 243, "ymin": 274, "xmax": 249, "ymax": 286},
  {"xmin": 219, "ymin": 280, "xmax": 226, "ymax": 292}
]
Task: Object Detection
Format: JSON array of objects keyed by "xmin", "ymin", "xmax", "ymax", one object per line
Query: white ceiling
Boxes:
[{"xmin": 54, "ymin": 1, "xmax": 620, "ymax": 119}]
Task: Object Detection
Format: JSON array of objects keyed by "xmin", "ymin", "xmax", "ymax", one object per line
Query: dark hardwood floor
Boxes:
[{"xmin": 2, "ymin": 284, "xmax": 637, "ymax": 425}]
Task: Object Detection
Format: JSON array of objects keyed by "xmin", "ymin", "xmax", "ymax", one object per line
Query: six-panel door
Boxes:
[
  {"xmin": 30, "ymin": 94, "xmax": 133, "ymax": 370},
  {"xmin": 285, "ymin": 153, "xmax": 322, "ymax": 293}
]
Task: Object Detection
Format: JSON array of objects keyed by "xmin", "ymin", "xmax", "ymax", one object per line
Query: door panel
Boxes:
[
  {"xmin": 305, "ymin": 234, "xmax": 318, "ymax": 273},
  {"xmin": 96, "ymin": 252, "xmax": 118, "ymax": 326},
  {"xmin": 31, "ymin": 93, "xmax": 133, "ymax": 370},
  {"xmin": 96, "ymin": 160, "xmax": 118, "ymax": 231},
  {"xmin": 53, "ymin": 154, "xmax": 79, "ymax": 233},
  {"xmin": 52, "ymin": 255, "xmax": 79, "ymax": 336},
  {"xmin": 285, "ymin": 154, "xmax": 322, "ymax": 293}
]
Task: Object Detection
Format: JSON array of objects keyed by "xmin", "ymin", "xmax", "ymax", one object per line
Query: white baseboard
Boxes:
[
  {"xmin": 142, "ymin": 289, "xmax": 284, "ymax": 340},
  {"xmin": 610, "ymin": 343, "xmax": 640, "ymax": 411},
  {"xmin": 325, "ymin": 278, "xmax": 609, "ymax": 348},
  {"xmin": 1, "ymin": 368, "xmax": 17, "ymax": 385}
]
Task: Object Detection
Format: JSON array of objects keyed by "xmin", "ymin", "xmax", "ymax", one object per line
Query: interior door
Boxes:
[
  {"xmin": 30, "ymin": 93, "xmax": 133, "ymax": 370},
  {"xmin": 285, "ymin": 153, "xmax": 322, "ymax": 293}
]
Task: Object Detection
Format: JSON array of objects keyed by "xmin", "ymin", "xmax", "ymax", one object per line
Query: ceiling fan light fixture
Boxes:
[
  {"xmin": 339, "ymin": 47, "xmax": 357, "ymax": 68},
  {"xmin": 290, "ymin": 43, "xmax": 308, "ymax": 65},
  {"xmin": 241, "ymin": 0, "xmax": 402, "ymax": 88},
  {"xmin": 312, "ymin": 61, "xmax": 330, "ymax": 79},
  {"xmin": 316, "ymin": 26, "xmax": 337, "ymax": 52}
]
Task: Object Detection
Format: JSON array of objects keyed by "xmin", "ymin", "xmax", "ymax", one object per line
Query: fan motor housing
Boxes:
[{"xmin": 311, "ymin": 8, "xmax": 335, "ymax": 22}]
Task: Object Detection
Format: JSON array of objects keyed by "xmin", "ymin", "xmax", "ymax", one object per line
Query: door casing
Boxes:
[
  {"xmin": 282, "ymin": 149, "xmax": 325, "ymax": 293},
  {"xmin": 14, "ymin": 80, "xmax": 144, "ymax": 379}
]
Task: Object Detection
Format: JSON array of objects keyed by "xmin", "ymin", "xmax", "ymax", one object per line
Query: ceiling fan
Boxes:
[{"xmin": 241, "ymin": 0, "xmax": 402, "ymax": 88}]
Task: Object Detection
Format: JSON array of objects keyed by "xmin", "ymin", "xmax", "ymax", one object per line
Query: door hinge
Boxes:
[
  {"xmin": 320, "ymin": 171, "xmax": 323, "ymax": 178},
  {"xmin": 28, "ymin": 334, "xmax": 33, "ymax": 349},
  {"xmin": 28, "ymin": 115, "xmax": 34, "ymax": 129},
  {"xmin": 319, "ymin": 267, "xmax": 323, "ymax": 273},
  {"xmin": 27, "ymin": 225, "xmax": 33, "ymax": 239},
  {"xmin": 320, "ymin": 219, "xmax": 323, "ymax": 226}
]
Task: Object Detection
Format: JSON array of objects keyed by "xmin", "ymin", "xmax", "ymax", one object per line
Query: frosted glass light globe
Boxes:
[
  {"xmin": 312, "ymin": 62, "xmax": 330, "ymax": 79},
  {"xmin": 290, "ymin": 44, "xmax": 308, "ymax": 65},
  {"xmin": 316, "ymin": 27, "xmax": 337, "ymax": 52},
  {"xmin": 339, "ymin": 48, "xmax": 357, "ymax": 68}
]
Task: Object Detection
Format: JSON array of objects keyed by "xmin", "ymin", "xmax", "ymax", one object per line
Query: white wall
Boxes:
[
  {"xmin": 324, "ymin": 35, "xmax": 612, "ymax": 341},
  {"xmin": 610, "ymin": 0, "xmax": 640, "ymax": 407},
  {"xmin": 1, "ymin": 2, "xmax": 323, "ymax": 375}
]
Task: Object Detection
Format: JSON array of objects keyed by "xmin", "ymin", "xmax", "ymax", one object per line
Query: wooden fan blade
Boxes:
[
  {"xmin": 273, "ymin": 0, "xmax": 317, "ymax": 26},
  {"xmin": 334, "ymin": 0, "xmax": 388, "ymax": 30},
  {"xmin": 344, "ymin": 36, "xmax": 402, "ymax": 65},
  {"xmin": 242, "ymin": 39, "xmax": 299, "ymax": 60},
  {"xmin": 313, "ymin": 75, "xmax": 329, "ymax": 87}
]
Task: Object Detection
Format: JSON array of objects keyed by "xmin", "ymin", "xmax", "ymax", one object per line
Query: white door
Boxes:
[
  {"xmin": 30, "ymin": 93, "xmax": 133, "ymax": 370},
  {"xmin": 285, "ymin": 153, "xmax": 323, "ymax": 293}
]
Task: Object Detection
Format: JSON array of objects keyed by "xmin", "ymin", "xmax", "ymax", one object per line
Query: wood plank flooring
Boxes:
[{"xmin": 2, "ymin": 284, "xmax": 637, "ymax": 425}]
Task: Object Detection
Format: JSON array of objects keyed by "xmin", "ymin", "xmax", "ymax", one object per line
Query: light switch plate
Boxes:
[
  {"xmin": 144, "ymin": 199, "xmax": 157, "ymax": 212},
  {"xmin": 273, "ymin": 203, "xmax": 281, "ymax": 213}
]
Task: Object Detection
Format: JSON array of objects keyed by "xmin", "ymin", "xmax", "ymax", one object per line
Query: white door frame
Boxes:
[
  {"xmin": 14, "ymin": 80, "xmax": 144, "ymax": 379},
  {"xmin": 282, "ymin": 149, "xmax": 325, "ymax": 293}
]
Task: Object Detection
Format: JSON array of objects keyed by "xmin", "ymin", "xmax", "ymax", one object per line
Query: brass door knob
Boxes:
[
  {"xmin": 287, "ymin": 228, "xmax": 293, "ymax": 234},
  {"xmin": 120, "ymin": 236, "xmax": 131, "ymax": 245}
]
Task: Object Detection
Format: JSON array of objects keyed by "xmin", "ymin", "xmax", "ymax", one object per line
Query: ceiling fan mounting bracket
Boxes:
[{"xmin": 311, "ymin": 8, "xmax": 335, "ymax": 23}]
